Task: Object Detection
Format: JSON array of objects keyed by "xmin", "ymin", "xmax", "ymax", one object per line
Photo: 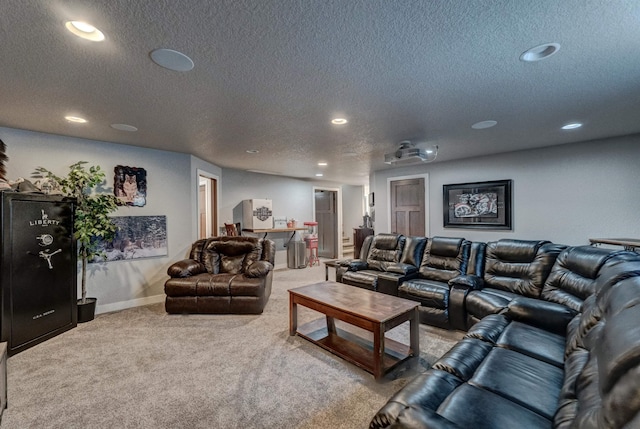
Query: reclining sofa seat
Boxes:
[
  {"xmin": 396, "ymin": 237, "xmax": 471, "ymax": 329},
  {"xmin": 370, "ymin": 247, "xmax": 640, "ymax": 429},
  {"xmin": 164, "ymin": 236, "xmax": 275, "ymax": 314},
  {"xmin": 375, "ymin": 235, "xmax": 428, "ymax": 296},
  {"xmin": 455, "ymin": 239, "xmax": 566, "ymax": 328},
  {"xmin": 335, "ymin": 234, "xmax": 373, "ymax": 283},
  {"xmin": 338, "ymin": 233, "xmax": 407, "ymax": 294}
]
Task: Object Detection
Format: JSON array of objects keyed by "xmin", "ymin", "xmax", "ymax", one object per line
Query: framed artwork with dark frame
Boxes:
[
  {"xmin": 114, "ymin": 166, "xmax": 147, "ymax": 207},
  {"xmin": 443, "ymin": 179, "xmax": 512, "ymax": 229}
]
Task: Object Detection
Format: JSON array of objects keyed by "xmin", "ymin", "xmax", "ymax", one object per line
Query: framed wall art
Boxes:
[
  {"xmin": 114, "ymin": 165, "xmax": 147, "ymax": 207},
  {"xmin": 443, "ymin": 179, "xmax": 512, "ymax": 229},
  {"xmin": 90, "ymin": 215, "xmax": 167, "ymax": 262}
]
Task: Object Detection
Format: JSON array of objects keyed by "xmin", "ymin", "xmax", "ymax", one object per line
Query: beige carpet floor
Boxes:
[{"xmin": 0, "ymin": 262, "xmax": 462, "ymax": 429}]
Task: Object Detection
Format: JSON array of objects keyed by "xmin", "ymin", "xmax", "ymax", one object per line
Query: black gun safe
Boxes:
[{"xmin": 0, "ymin": 192, "xmax": 77, "ymax": 355}]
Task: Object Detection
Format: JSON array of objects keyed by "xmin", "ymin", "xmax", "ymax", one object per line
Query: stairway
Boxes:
[{"xmin": 342, "ymin": 235, "xmax": 354, "ymax": 259}]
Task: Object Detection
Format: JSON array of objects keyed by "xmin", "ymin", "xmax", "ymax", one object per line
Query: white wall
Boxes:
[
  {"xmin": 342, "ymin": 184, "xmax": 365, "ymax": 241},
  {"xmin": 372, "ymin": 135, "xmax": 640, "ymax": 246},
  {"xmin": 0, "ymin": 126, "xmax": 205, "ymax": 314}
]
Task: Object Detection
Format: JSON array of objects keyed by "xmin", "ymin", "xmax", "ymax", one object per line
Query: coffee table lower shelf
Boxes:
[{"xmin": 296, "ymin": 318, "xmax": 414, "ymax": 378}]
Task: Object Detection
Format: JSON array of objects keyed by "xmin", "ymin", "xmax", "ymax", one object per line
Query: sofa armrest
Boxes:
[
  {"xmin": 503, "ymin": 297, "xmax": 578, "ymax": 335},
  {"xmin": 449, "ymin": 284, "xmax": 471, "ymax": 331},
  {"xmin": 386, "ymin": 263, "xmax": 419, "ymax": 275},
  {"xmin": 377, "ymin": 271, "xmax": 419, "ymax": 296},
  {"xmin": 167, "ymin": 259, "xmax": 207, "ymax": 278},
  {"xmin": 346, "ymin": 259, "xmax": 368, "ymax": 271},
  {"xmin": 370, "ymin": 370, "xmax": 464, "ymax": 429},
  {"xmin": 449, "ymin": 274, "xmax": 484, "ymax": 290},
  {"xmin": 245, "ymin": 260, "xmax": 274, "ymax": 278},
  {"xmin": 371, "ymin": 404, "xmax": 463, "ymax": 429}
]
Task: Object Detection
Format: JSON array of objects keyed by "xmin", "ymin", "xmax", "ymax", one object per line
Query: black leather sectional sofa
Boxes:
[{"xmin": 336, "ymin": 234, "xmax": 640, "ymax": 428}]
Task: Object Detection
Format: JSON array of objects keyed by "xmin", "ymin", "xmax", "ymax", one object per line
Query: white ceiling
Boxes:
[{"xmin": 1, "ymin": 1, "xmax": 639, "ymax": 185}]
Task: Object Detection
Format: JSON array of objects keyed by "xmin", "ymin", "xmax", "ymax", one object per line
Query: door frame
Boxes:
[
  {"xmin": 312, "ymin": 186, "xmax": 343, "ymax": 259},
  {"xmin": 196, "ymin": 169, "xmax": 220, "ymax": 240},
  {"xmin": 386, "ymin": 173, "xmax": 429, "ymax": 237}
]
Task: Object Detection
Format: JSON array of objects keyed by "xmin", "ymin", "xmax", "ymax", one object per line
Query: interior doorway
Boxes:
[
  {"xmin": 314, "ymin": 189, "xmax": 338, "ymax": 258},
  {"xmin": 198, "ymin": 173, "xmax": 218, "ymax": 239},
  {"xmin": 388, "ymin": 174, "xmax": 428, "ymax": 237}
]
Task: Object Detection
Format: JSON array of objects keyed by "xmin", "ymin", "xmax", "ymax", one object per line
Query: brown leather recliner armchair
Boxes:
[{"xmin": 164, "ymin": 236, "xmax": 275, "ymax": 314}]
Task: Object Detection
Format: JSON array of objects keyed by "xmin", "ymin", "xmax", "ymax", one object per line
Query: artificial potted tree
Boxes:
[{"xmin": 36, "ymin": 161, "xmax": 120, "ymax": 322}]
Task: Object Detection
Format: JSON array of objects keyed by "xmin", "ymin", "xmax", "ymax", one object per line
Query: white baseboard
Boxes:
[{"xmin": 96, "ymin": 294, "xmax": 165, "ymax": 315}]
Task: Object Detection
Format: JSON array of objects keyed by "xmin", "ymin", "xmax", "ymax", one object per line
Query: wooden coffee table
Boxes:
[{"xmin": 289, "ymin": 281, "xmax": 419, "ymax": 380}]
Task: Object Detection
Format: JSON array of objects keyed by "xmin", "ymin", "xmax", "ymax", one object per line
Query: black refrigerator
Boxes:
[{"xmin": 0, "ymin": 192, "xmax": 77, "ymax": 355}]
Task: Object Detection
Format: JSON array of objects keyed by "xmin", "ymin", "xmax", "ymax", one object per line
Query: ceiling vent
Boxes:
[{"xmin": 384, "ymin": 141, "xmax": 438, "ymax": 165}]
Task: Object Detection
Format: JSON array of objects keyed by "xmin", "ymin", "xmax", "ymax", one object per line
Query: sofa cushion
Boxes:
[
  {"xmin": 210, "ymin": 239, "xmax": 257, "ymax": 257},
  {"xmin": 465, "ymin": 288, "xmax": 519, "ymax": 319},
  {"xmin": 541, "ymin": 246, "xmax": 613, "ymax": 311},
  {"xmin": 418, "ymin": 237, "xmax": 469, "ymax": 283},
  {"xmin": 399, "ymin": 280, "xmax": 449, "ymax": 309},
  {"xmin": 340, "ymin": 270, "xmax": 379, "ymax": 291},
  {"xmin": 469, "ymin": 347, "xmax": 563, "ymax": 420},
  {"xmin": 203, "ymin": 237, "xmax": 262, "ymax": 274},
  {"xmin": 496, "ymin": 321, "xmax": 565, "ymax": 368},
  {"xmin": 430, "ymin": 237, "xmax": 464, "ymax": 258},
  {"xmin": 491, "ymin": 239, "xmax": 548, "ymax": 262},
  {"xmin": 504, "ymin": 296, "xmax": 577, "ymax": 335},
  {"xmin": 229, "ymin": 275, "xmax": 268, "ymax": 297},
  {"xmin": 371, "ymin": 233, "xmax": 403, "ymax": 250},
  {"xmin": 399, "ymin": 236, "xmax": 427, "ymax": 267},
  {"xmin": 165, "ymin": 273, "xmax": 235, "ymax": 296},
  {"xmin": 484, "ymin": 240, "xmax": 564, "ymax": 298},
  {"xmin": 366, "ymin": 234, "xmax": 405, "ymax": 271},
  {"xmin": 245, "ymin": 260, "xmax": 273, "ymax": 278},
  {"xmin": 438, "ymin": 383, "xmax": 551, "ymax": 428},
  {"xmin": 464, "ymin": 315, "xmax": 565, "ymax": 368},
  {"xmin": 220, "ymin": 254, "xmax": 246, "ymax": 274}
]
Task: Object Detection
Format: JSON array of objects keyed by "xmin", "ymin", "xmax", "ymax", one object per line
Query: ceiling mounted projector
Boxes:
[{"xmin": 384, "ymin": 141, "xmax": 438, "ymax": 165}]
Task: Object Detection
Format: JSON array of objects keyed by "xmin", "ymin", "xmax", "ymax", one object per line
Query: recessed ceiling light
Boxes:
[
  {"xmin": 317, "ymin": 162, "xmax": 328, "ymax": 166},
  {"xmin": 150, "ymin": 48, "xmax": 194, "ymax": 72},
  {"xmin": 246, "ymin": 149, "xmax": 260, "ymax": 154},
  {"xmin": 315, "ymin": 173, "xmax": 324, "ymax": 177},
  {"xmin": 331, "ymin": 118, "xmax": 348, "ymax": 125},
  {"xmin": 65, "ymin": 116, "xmax": 87, "ymax": 123},
  {"xmin": 111, "ymin": 123, "xmax": 138, "ymax": 132},
  {"xmin": 561, "ymin": 122, "xmax": 583, "ymax": 130},
  {"xmin": 471, "ymin": 120, "xmax": 497, "ymax": 129},
  {"xmin": 520, "ymin": 43, "xmax": 561, "ymax": 62},
  {"xmin": 65, "ymin": 21, "xmax": 105, "ymax": 42}
]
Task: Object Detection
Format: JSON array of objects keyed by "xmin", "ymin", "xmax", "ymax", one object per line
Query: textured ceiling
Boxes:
[{"xmin": 1, "ymin": 0, "xmax": 639, "ymax": 184}]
